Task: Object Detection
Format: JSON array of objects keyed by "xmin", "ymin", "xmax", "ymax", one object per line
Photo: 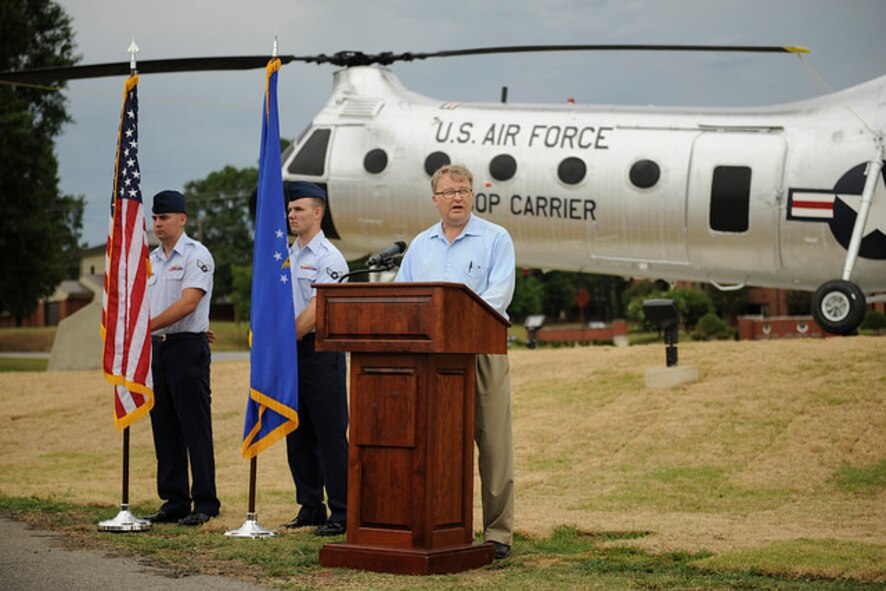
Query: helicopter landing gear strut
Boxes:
[{"xmin": 812, "ymin": 137, "xmax": 883, "ymax": 335}]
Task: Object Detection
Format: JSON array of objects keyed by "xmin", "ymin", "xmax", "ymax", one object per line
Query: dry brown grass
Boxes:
[
  {"xmin": 0, "ymin": 337, "xmax": 884, "ymax": 557},
  {"xmin": 0, "ymin": 327, "xmax": 55, "ymax": 352}
]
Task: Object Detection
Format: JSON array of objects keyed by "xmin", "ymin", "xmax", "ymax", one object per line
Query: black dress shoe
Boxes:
[
  {"xmin": 281, "ymin": 512, "xmax": 327, "ymax": 529},
  {"xmin": 178, "ymin": 512, "xmax": 212, "ymax": 526},
  {"xmin": 491, "ymin": 541, "xmax": 511, "ymax": 560},
  {"xmin": 143, "ymin": 509, "xmax": 186, "ymax": 524},
  {"xmin": 313, "ymin": 522, "xmax": 346, "ymax": 537}
]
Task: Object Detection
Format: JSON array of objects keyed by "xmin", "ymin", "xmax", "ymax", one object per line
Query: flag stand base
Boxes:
[
  {"xmin": 225, "ymin": 512, "xmax": 277, "ymax": 538},
  {"xmin": 98, "ymin": 504, "xmax": 151, "ymax": 532}
]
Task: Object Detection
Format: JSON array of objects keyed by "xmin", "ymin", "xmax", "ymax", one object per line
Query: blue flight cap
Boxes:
[
  {"xmin": 286, "ymin": 181, "xmax": 327, "ymax": 202},
  {"xmin": 152, "ymin": 190, "xmax": 187, "ymax": 214}
]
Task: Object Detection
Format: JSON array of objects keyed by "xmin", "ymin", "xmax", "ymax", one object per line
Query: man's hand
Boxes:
[{"xmin": 206, "ymin": 328, "xmax": 217, "ymax": 344}]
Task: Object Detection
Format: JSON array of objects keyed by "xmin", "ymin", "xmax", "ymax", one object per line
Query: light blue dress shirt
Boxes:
[
  {"xmin": 147, "ymin": 231, "xmax": 214, "ymax": 335},
  {"xmin": 395, "ymin": 214, "xmax": 515, "ymax": 319},
  {"xmin": 289, "ymin": 230, "xmax": 349, "ymax": 319}
]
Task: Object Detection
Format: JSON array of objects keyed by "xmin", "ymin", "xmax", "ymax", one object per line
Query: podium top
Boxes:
[{"xmin": 315, "ymin": 282, "xmax": 509, "ymax": 354}]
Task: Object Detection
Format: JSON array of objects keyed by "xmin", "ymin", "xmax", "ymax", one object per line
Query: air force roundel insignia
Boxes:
[{"xmin": 787, "ymin": 161, "xmax": 886, "ymax": 260}]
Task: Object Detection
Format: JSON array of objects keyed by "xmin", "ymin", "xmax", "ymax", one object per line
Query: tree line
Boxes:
[{"xmin": 1, "ymin": 0, "xmax": 84, "ymax": 325}]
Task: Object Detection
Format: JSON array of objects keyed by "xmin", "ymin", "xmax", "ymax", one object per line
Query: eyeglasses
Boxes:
[{"xmin": 433, "ymin": 187, "xmax": 473, "ymax": 199}]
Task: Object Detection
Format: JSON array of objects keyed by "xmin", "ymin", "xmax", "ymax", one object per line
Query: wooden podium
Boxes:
[{"xmin": 314, "ymin": 282, "xmax": 508, "ymax": 575}]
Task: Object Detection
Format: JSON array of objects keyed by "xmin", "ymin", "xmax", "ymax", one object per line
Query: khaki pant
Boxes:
[{"xmin": 475, "ymin": 353, "xmax": 514, "ymax": 545}]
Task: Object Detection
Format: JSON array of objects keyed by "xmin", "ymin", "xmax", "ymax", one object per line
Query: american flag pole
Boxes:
[{"xmin": 98, "ymin": 39, "xmax": 152, "ymax": 533}]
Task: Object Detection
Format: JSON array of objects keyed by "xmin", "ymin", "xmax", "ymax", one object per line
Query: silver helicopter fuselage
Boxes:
[{"xmin": 283, "ymin": 66, "xmax": 886, "ymax": 293}]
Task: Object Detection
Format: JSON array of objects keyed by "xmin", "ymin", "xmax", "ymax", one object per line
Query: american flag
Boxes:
[{"xmin": 101, "ymin": 74, "xmax": 154, "ymax": 430}]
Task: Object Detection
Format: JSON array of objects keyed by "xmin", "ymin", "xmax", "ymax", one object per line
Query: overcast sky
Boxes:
[{"xmin": 52, "ymin": 0, "xmax": 886, "ymax": 246}]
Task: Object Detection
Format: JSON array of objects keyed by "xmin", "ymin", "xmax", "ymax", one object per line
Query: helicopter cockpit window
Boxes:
[
  {"xmin": 629, "ymin": 159, "xmax": 660, "ymax": 189},
  {"xmin": 710, "ymin": 165, "xmax": 751, "ymax": 233},
  {"xmin": 558, "ymin": 157, "xmax": 587, "ymax": 185},
  {"xmin": 281, "ymin": 141, "xmax": 295, "ymax": 166},
  {"xmin": 287, "ymin": 128, "xmax": 331, "ymax": 176},
  {"xmin": 364, "ymin": 149, "xmax": 388, "ymax": 174},
  {"xmin": 424, "ymin": 151, "xmax": 451, "ymax": 176},
  {"xmin": 489, "ymin": 154, "xmax": 517, "ymax": 181}
]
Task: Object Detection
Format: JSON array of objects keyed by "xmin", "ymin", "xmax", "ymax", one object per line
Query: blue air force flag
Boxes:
[{"xmin": 242, "ymin": 58, "xmax": 299, "ymax": 458}]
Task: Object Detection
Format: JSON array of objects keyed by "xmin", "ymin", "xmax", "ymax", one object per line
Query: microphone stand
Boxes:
[{"xmin": 337, "ymin": 257, "xmax": 398, "ymax": 283}]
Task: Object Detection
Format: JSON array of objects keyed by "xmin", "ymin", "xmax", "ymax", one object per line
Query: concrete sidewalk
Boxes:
[{"xmin": 0, "ymin": 516, "xmax": 271, "ymax": 591}]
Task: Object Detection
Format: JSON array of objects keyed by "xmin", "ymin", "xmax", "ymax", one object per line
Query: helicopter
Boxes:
[{"xmin": 3, "ymin": 44, "xmax": 885, "ymax": 335}]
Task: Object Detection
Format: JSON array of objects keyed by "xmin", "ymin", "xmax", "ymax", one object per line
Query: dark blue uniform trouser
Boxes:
[
  {"xmin": 285, "ymin": 333, "xmax": 349, "ymax": 526},
  {"xmin": 149, "ymin": 334, "xmax": 220, "ymax": 517}
]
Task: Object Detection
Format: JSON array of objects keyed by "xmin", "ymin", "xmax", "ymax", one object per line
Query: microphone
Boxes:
[{"xmin": 368, "ymin": 241, "xmax": 406, "ymax": 267}]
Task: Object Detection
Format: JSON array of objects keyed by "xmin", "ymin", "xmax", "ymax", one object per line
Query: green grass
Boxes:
[
  {"xmin": 1, "ymin": 496, "xmax": 882, "ymax": 590},
  {"xmin": 829, "ymin": 460, "xmax": 886, "ymax": 494},
  {"xmin": 0, "ymin": 356, "xmax": 48, "ymax": 372},
  {"xmin": 208, "ymin": 321, "xmax": 250, "ymax": 351},
  {"xmin": 695, "ymin": 539, "xmax": 886, "ymax": 583},
  {"xmin": 592, "ymin": 464, "xmax": 793, "ymax": 514}
]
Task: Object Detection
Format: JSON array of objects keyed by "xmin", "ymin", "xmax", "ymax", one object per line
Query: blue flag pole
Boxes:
[
  {"xmin": 242, "ymin": 57, "xmax": 299, "ymax": 459},
  {"xmin": 226, "ymin": 57, "xmax": 298, "ymax": 539}
]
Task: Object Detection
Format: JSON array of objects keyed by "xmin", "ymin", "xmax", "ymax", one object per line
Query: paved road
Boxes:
[{"xmin": 0, "ymin": 516, "xmax": 271, "ymax": 591}]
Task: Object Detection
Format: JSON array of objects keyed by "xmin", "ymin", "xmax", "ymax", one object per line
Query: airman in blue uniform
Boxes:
[
  {"xmin": 281, "ymin": 181, "xmax": 350, "ymax": 537},
  {"xmin": 143, "ymin": 190, "xmax": 220, "ymax": 526}
]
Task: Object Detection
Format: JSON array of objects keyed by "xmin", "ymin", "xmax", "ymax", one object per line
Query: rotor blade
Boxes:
[
  {"xmin": 0, "ymin": 43, "xmax": 810, "ymax": 85},
  {"xmin": 294, "ymin": 43, "xmax": 809, "ymax": 67},
  {"xmin": 407, "ymin": 43, "xmax": 810, "ymax": 61},
  {"xmin": 0, "ymin": 55, "xmax": 308, "ymax": 85}
]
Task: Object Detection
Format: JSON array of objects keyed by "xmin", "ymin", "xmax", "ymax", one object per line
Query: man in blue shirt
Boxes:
[
  {"xmin": 281, "ymin": 181, "xmax": 350, "ymax": 537},
  {"xmin": 396, "ymin": 164, "xmax": 516, "ymax": 560}
]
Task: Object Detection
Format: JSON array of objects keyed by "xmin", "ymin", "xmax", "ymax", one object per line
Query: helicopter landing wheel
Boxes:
[{"xmin": 811, "ymin": 279, "xmax": 867, "ymax": 335}]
